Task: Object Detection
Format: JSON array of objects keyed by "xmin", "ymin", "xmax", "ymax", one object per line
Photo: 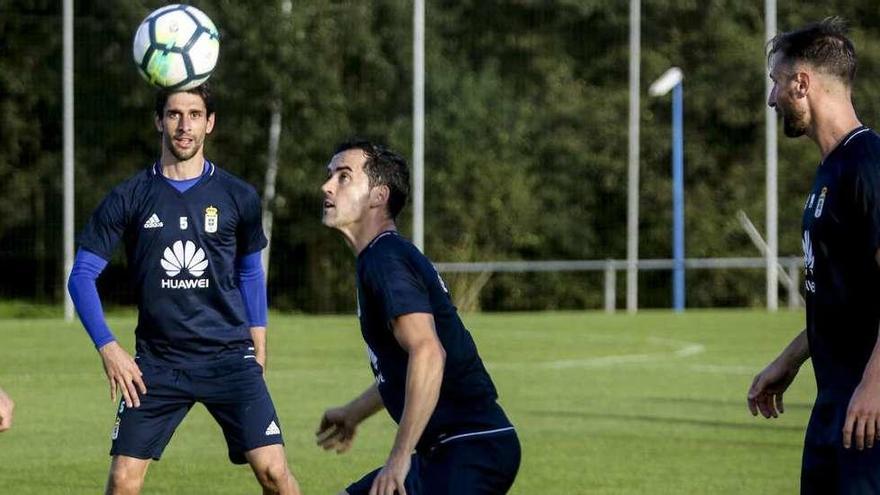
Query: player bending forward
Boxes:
[{"xmin": 316, "ymin": 140, "xmax": 521, "ymax": 495}]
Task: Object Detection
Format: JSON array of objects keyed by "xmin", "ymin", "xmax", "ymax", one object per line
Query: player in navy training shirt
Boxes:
[
  {"xmin": 69, "ymin": 85, "xmax": 301, "ymax": 494},
  {"xmin": 316, "ymin": 141, "xmax": 520, "ymax": 495},
  {"xmin": 748, "ymin": 18, "xmax": 880, "ymax": 494}
]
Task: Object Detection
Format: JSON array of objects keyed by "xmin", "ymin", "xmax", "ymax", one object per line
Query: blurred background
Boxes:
[{"xmin": 3, "ymin": 0, "xmax": 879, "ymax": 314}]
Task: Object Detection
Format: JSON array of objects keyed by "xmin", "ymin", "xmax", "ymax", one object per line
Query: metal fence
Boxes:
[{"xmin": 435, "ymin": 256, "xmax": 803, "ymax": 313}]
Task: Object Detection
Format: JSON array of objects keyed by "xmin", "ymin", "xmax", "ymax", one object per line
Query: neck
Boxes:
[
  {"xmin": 339, "ymin": 217, "xmax": 397, "ymax": 256},
  {"xmin": 809, "ymin": 99, "xmax": 861, "ymax": 159},
  {"xmin": 160, "ymin": 149, "xmax": 205, "ymax": 180}
]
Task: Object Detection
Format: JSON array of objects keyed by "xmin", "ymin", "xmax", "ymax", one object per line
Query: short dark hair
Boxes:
[
  {"xmin": 154, "ymin": 83, "xmax": 215, "ymax": 117},
  {"xmin": 334, "ymin": 139, "xmax": 410, "ymax": 220},
  {"xmin": 768, "ymin": 17, "xmax": 857, "ymax": 85}
]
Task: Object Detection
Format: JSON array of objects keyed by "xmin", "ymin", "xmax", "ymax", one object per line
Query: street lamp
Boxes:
[{"xmin": 650, "ymin": 67, "xmax": 685, "ymax": 312}]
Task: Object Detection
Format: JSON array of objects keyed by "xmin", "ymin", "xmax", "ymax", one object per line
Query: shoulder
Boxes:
[
  {"xmin": 840, "ymin": 128, "xmax": 880, "ymax": 174},
  {"xmin": 360, "ymin": 234, "xmax": 424, "ymax": 274}
]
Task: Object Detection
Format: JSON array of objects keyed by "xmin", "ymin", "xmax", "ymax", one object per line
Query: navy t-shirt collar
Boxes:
[{"xmin": 359, "ymin": 230, "xmax": 400, "ymax": 259}]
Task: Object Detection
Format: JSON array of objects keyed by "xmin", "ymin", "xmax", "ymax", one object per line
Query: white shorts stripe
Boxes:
[{"xmin": 437, "ymin": 426, "xmax": 515, "ymax": 445}]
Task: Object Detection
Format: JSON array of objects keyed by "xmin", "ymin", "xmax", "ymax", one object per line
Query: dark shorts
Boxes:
[
  {"xmin": 346, "ymin": 429, "xmax": 520, "ymax": 495},
  {"xmin": 801, "ymin": 400, "xmax": 880, "ymax": 494},
  {"xmin": 109, "ymin": 356, "xmax": 283, "ymax": 464}
]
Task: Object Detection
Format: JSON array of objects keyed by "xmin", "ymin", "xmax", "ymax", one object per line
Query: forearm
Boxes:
[
  {"xmin": 250, "ymin": 326, "xmax": 266, "ymax": 366},
  {"xmin": 345, "ymin": 383, "xmax": 385, "ymax": 424},
  {"xmin": 68, "ymin": 249, "xmax": 115, "ymax": 349},
  {"xmin": 237, "ymin": 252, "xmax": 267, "ymax": 327},
  {"xmin": 860, "ymin": 325, "xmax": 880, "ymax": 384},
  {"xmin": 390, "ymin": 343, "xmax": 445, "ymax": 458},
  {"xmin": 776, "ymin": 329, "xmax": 810, "ymax": 369}
]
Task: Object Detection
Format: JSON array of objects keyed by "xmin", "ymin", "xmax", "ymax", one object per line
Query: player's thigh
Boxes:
[
  {"xmin": 344, "ymin": 460, "xmax": 422, "ymax": 495},
  {"xmin": 421, "ymin": 432, "xmax": 521, "ymax": 495},
  {"xmin": 801, "ymin": 442, "xmax": 837, "ymax": 495},
  {"xmin": 836, "ymin": 444, "xmax": 880, "ymax": 494},
  {"xmin": 110, "ymin": 364, "xmax": 194, "ymax": 460},
  {"xmin": 200, "ymin": 359, "xmax": 284, "ymax": 464}
]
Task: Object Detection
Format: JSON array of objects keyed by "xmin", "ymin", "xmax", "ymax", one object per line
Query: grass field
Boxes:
[{"xmin": 0, "ymin": 310, "xmax": 815, "ymax": 494}]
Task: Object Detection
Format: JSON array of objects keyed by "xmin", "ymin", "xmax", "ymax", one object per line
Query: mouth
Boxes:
[
  {"xmin": 174, "ymin": 136, "xmax": 194, "ymax": 148},
  {"xmin": 323, "ymin": 199, "xmax": 335, "ymax": 210}
]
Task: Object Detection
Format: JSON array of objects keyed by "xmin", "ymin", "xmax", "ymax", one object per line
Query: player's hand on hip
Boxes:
[
  {"xmin": 98, "ymin": 341, "xmax": 146, "ymax": 408},
  {"xmin": 369, "ymin": 453, "xmax": 410, "ymax": 495},
  {"xmin": 843, "ymin": 380, "xmax": 880, "ymax": 450},
  {"xmin": 748, "ymin": 359, "xmax": 799, "ymax": 419},
  {"xmin": 316, "ymin": 406, "xmax": 358, "ymax": 453},
  {"xmin": 0, "ymin": 388, "xmax": 14, "ymax": 432}
]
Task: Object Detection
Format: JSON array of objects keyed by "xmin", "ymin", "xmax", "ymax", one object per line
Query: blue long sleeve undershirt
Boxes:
[
  {"xmin": 68, "ymin": 249, "xmax": 114, "ymax": 348},
  {"xmin": 68, "ymin": 249, "xmax": 268, "ymax": 348}
]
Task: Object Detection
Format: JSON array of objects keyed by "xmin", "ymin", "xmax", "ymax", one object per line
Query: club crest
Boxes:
[
  {"xmin": 814, "ymin": 187, "xmax": 827, "ymax": 218},
  {"xmin": 204, "ymin": 206, "xmax": 218, "ymax": 233}
]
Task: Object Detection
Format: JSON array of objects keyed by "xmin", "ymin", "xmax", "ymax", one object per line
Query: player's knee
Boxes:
[
  {"xmin": 254, "ymin": 459, "xmax": 291, "ymax": 491},
  {"xmin": 106, "ymin": 467, "xmax": 146, "ymax": 495}
]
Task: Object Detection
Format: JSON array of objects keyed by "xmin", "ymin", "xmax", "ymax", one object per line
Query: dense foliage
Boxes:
[{"xmin": 3, "ymin": 0, "xmax": 880, "ymax": 311}]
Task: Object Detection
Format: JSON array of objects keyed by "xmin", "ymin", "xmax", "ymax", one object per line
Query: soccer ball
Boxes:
[{"xmin": 132, "ymin": 4, "xmax": 220, "ymax": 90}]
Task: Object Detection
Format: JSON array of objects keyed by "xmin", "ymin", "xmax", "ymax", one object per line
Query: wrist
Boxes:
[
  {"xmin": 776, "ymin": 350, "xmax": 806, "ymax": 371},
  {"xmin": 97, "ymin": 340, "xmax": 118, "ymax": 354},
  {"xmin": 388, "ymin": 447, "xmax": 411, "ymax": 463}
]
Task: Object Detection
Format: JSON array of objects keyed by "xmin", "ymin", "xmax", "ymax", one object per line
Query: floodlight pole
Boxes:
[
  {"xmin": 765, "ymin": 0, "xmax": 779, "ymax": 311},
  {"xmin": 63, "ymin": 0, "xmax": 75, "ymax": 322},
  {"xmin": 671, "ymin": 83, "xmax": 685, "ymax": 312},
  {"xmin": 412, "ymin": 0, "xmax": 425, "ymax": 252},
  {"xmin": 626, "ymin": 0, "xmax": 641, "ymax": 313},
  {"xmin": 650, "ymin": 67, "xmax": 685, "ymax": 312}
]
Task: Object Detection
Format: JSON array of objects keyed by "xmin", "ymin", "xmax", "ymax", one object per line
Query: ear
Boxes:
[
  {"xmin": 154, "ymin": 114, "xmax": 164, "ymax": 133},
  {"xmin": 370, "ymin": 184, "xmax": 390, "ymax": 209},
  {"xmin": 794, "ymin": 71, "xmax": 811, "ymax": 99},
  {"xmin": 205, "ymin": 112, "xmax": 216, "ymax": 135}
]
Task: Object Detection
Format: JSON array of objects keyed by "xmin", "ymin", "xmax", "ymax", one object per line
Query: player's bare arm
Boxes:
[
  {"xmin": 748, "ymin": 329, "xmax": 809, "ymax": 419},
  {"xmin": 370, "ymin": 312, "xmax": 446, "ymax": 495},
  {"xmin": 98, "ymin": 341, "xmax": 146, "ymax": 408},
  {"xmin": 250, "ymin": 326, "xmax": 267, "ymax": 371},
  {"xmin": 843, "ymin": 334, "xmax": 880, "ymax": 450},
  {"xmin": 0, "ymin": 386, "xmax": 14, "ymax": 432},
  {"xmin": 317, "ymin": 383, "xmax": 384, "ymax": 454},
  {"xmin": 842, "ymin": 247, "xmax": 880, "ymax": 450}
]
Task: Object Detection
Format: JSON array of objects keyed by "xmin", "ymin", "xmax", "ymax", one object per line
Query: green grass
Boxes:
[{"xmin": 0, "ymin": 310, "xmax": 814, "ymax": 494}]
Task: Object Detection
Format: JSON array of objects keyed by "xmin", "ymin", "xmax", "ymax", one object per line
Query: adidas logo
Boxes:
[
  {"xmin": 161, "ymin": 240, "xmax": 208, "ymax": 277},
  {"xmin": 143, "ymin": 213, "xmax": 164, "ymax": 229},
  {"xmin": 265, "ymin": 420, "xmax": 281, "ymax": 436}
]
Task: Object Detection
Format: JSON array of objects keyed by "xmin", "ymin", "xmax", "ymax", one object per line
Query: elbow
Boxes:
[
  {"xmin": 67, "ymin": 272, "xmax": 80, "ymax": 299},
  {"xmin": 433, "ymin": 341, "xmax": 447, "ymax": 371}
]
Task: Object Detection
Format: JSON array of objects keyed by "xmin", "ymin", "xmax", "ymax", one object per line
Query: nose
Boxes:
[
  {"xmin": 767, "ymin": 85, "xmax": 777, "ymax": 108},
  {"xmin": 179, "ymin": 113, "xmax": 193, "ymax": 132},
  {"xmin": 321, "ymin": 176, "xmax": 333, "ymax": 196}
]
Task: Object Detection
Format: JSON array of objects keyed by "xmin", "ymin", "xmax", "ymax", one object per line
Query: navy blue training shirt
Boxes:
[
  {"xmin": 77, "ymin": 161, "xmax": 268, "ymax": 366},
  {"xmin": 355, "ymin": 231, "xmax": 511, "ymax": 450},
  {"xmin": 802, "ymin": 126, "xmax": 880, "ymax": 400}
]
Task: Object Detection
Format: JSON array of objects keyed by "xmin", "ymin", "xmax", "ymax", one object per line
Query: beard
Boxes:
[
  {"xmin": 164, "ymin": 133, "xmax": 201, "ymax": 161},
  {"xmin": 780, "ymin": 105, "xmax": 808, "ymax": 138}
]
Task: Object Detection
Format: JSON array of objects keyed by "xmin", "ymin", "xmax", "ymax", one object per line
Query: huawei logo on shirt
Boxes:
[
  {"xmin": 160, "ymin": 240, "xmax": 210, "ymax": 289},
  {"xmin": 802, "ymin": 231, "xmax": 815, "ymax": 293}
]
